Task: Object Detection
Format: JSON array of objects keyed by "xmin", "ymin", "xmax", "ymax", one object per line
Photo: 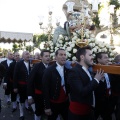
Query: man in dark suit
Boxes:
[
  {"xmin": 94, "ymin": 52, "xmax": 112, "ymax": 120},
  {"xmin": 42, "ymin": 49, "xmax": 69, "ymax": 120},
  {"xmin": 109, "ymin": 54, "xmax": 120, "ymax": 120},
  {"xmin": 0, "ymin": 63, "xmax": 6, "ymax": 112},
  {"xmin": 68, "ymin": 46, "xmax": 104, "ymax": 120},
  {"xmin": 27, "ymin": 50, "xmax": 50, "ymax": 120},
  {"xmin": 1, "ymin": 51, "xmax": 14, "ymax": 105},
  {"xmin": 13, "ymin": 51, "xmax": 31, "ymax": 120},
  {"xmin": 4, "ymin": 52, "xmax": 20, "ymax": 112}
]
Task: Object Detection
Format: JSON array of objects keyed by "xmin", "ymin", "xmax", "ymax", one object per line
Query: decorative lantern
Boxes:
[{"xmin": 65, "ymin": 2, "xmax": 75, "ymax": 13}]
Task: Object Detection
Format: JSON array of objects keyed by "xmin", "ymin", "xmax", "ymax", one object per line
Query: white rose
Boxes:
[
  {"xmin": 67, "ymin": 47, "xmax": 72, "ymax": 52},
  {"xmin": 47, "ymin": 48, "xmax": 49, "ymax": 50},
  {"xmin": 103, "ymin": 48, "xmax": 107, "ymax": 52},
  {"xmin": 92, "ymin": 43, "xmax": 95, "ymax": 47},
  {"xmin": 73, "ymin": 32, "xmax": 77, "ymax": 36},
  {"xmin": 95, "ymin": 41, "xmax": 99, "ymax": 45},
  {"xmin": 110, "ymin": 53, "xmax": 114, "ymax": 56},
  {"xmin": 91, "ymin": 34, "xmax": 95, "ymax": 38},
  {"xmin": 65, "ymin": 36, "xmax": 69, "ymax": 41},
  {"xmin": 91, "ymin": 38, "xmax": 95, "ymax": 42},
  {"xmin": 59, "ymin": 35, "xmax": 64, "ymax": 40},
  {"xmin": 89, "ymin": 43, "xmax": 93, "ymax": 47},
  {"xmin": 72, "ymin": 41, "xmax": 76, "ymax": 44},
  {"xmin": 93, "ymin": 48, "xmax": 97, "ymax": 52},
  {"xmin": 72, "ymin": 36, "xmax": 78, "ymax": 41},
  {"xmin": 73, "ymin": 49, "xmax": 77, "ymax": 53},
  {"xmin": 50, "ymin": 50, "xmax": 53, "ymax": 52},
  {"xmin": 72, "ymin": 57, "xmax": 77, "ymax": 61},
  {"xmin": 59, "ymin": 40, "xmax": 63, "ymax": 44},
  {"xmin": 98, "ymin": 49, "xmax": 102, "ymax": 52},
  {"xmin": 87, "ymin": 39, "xmax": 91, "ymax": 42},
  {"xmin": 70, "ymin": 43, "xmax": 75, "ymax": 48}
]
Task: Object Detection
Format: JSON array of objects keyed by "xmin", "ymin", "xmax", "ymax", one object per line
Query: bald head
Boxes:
[
  {"xmin": 34, "ymin": 52, "xmax": 40, "ymax": 59},
  {"xmin": 22, "ymin": 51, "xmax": 30, "ymax": 62},
  {"xmin": 7, "ymin": 52, "xmax": 13, "ymax": 60}
]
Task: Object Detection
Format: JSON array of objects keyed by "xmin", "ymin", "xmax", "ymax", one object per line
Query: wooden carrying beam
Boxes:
[
  {"xmin": 93, "ymin": 64, "xmax": 120, "ymax": 75},
  {"xmin": 31, "ymin": 59, "xmax": 41, "ymax": 64}
]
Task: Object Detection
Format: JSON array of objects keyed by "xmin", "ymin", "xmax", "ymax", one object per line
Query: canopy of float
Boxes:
[{"xmin": 0, "ymin": 31, "xmax": 33, "ymax": 43}]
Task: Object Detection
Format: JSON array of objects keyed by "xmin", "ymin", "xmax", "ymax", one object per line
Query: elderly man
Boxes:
[
  {"xmin": 1, "ymin": 51, "xmax": 14, "ymax": 105},
  {"xmin": 13, "ymin": 51, "xmax": 31, "ymax": 120}
]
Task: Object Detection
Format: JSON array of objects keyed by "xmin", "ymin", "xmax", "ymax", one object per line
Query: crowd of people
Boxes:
[{"xmin": 0, "ymin": 46, "xmax": 120, "ymax": 120}]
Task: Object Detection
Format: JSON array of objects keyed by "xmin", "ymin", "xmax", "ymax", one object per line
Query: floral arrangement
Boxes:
[{"xmin": 41, "ymin": 31, "xmax": 117, "ymax": 62}]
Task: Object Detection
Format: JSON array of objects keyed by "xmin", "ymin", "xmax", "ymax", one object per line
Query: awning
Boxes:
[{"xmin": 0, "ymin": 31, "xmax": 33, "ymax": 43}]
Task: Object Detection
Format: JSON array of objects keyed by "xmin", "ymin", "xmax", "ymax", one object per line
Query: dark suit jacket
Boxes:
[
  {"xmin": 0, "ymin": 63, "xmax": 6, "ymax": 84},
  {"xmin": 42, "ymin": 63, "xmax": 69, "ymax": 109},
  {"xmin": 109, "ymin": 74, "xmax": 120, "ymax": 95},
  {"xmin": 94, "ymin": 74, "xmax": 111, "ymax": 101},
  {"xmin": 68, "ymin": 64, "xmax": 99, "ymax": 106},
  {"xmin": 13, "ymin": 60, "xmax": 31, "ymax": 89},
  {"xmin": 4, "ymin": 61, "xmax": 17, "ymax": 84},
  {"xmin": 1, "ymin": 60, "xmax": 9, "ymax": 78},
  {"xmin": 27, "ymin": 62, "xmax": 46, "ymax": 98}
]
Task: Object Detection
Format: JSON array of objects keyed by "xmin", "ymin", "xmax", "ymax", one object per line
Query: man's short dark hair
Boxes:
[
  {"xmin": 40, "ymin": 50, "xmax": 50, "ymax": 57},
  {"xmin": 95, "ymin": 52, "xmax": 108, "ymax": 63},
  {"xmin": 55, "ymin": 48, "xmax": 65, "ymax": 56},
  {"xmin": 76, "ymin": 45, "xmax": 92, "ymax": 62},
  {"xmin": 114, "ymin": 54, "xmax": 120, "ymax": 63}
]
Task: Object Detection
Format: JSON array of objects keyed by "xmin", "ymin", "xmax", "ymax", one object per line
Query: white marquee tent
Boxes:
[{"xmin": 0, "ymin": 31, "xmax": 33, "ymax": 43}]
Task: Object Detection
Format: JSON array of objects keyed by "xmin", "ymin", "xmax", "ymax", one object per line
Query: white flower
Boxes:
[
  {"xmin": 59, "ymin": 34, "xmax": 64, "ymax": 40},
  {"xmin": 110, "ymin": 53, "xmax": 114, "ymax": 56},
  {"xmin": 73, "ymin": 49, "xmax": 77, "ymax": 53},
  {"xmin": 67, "ymin": 47, "xmax": 72, "ymax": 52},
  {"xmin": 50, "ymin": 46, "xmax": 53, "ymax": 49},
  {"xmin": 70, "ymin": 43, "xmax": 75, "ymax": 48},
  {"xmin": 92, "ymin": 43, "xmax": 95, "ymax": 47},
  {"xmin": 98, "ymin": 49, "xmax": 102, "ymax": 52},
  {"xmin": 105, "ymin": 44, "xmax": 109, "ymax": 48},
  {"xmin": 89, "ymin": 43, "xmax": 93, "ymax": 47},
  {"xmin": 47, "ymin": 48, "xmax": 49, "ymax": 50},
  {"xmin": 86, "ymin": 34, "xmax": 89, "ymax": 38},
  {"xmin": 65, "ymin": 36, "xmax": 69, "ymax": 41},
  {"xmin": 59, "ymin": 40, "xmax": 63, "ymax": 44},
  {"xmin": 50, "ymin": 50, "xmax": 53, "ymax": 52},
  {"xmin": 93, "ymin": 48, "xmax": 97, "ymax": 52},
  {"xmin": 72, "ymin": 32, "xmax": 77, "ymax": 36},
  {"xmin": 103, "ymin": 48, "xmax": 107, "ymax": 52},
  {"xmin": 91, "ymin": 34, "xmax": 95, "ymax": 38},
  {"xmin": 87, "ymin": 39, "xmax": 91, "ymax": 42},
  {"xmin": 72, "ymin": 36, "xmax": 78, "ymax": 41},
  {"xmin": 93, "ymin": 54, "xmax": 95, "ymax": 57},
  {"xmin": 90, "ymin": 38, "xmax": 95, "ymax": 42},
  {"xmin": 95, "ymin": 41, "xmax": 99, "ymax": 45},
  {"xmin": 72, "ymin": 57, "xmax": 77, "ymax": 61}
]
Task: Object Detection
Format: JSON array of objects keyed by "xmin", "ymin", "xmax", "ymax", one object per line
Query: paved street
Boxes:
[
  {"xmin": 0, "ymin": 85, "xmax": 34, "ymax": 120},
  {"xmin": 0, "ymin": 85, "xmax": 116, "ymax": 120}
]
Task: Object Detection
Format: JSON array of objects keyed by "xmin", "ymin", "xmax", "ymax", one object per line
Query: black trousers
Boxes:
[
  {"xmin": 47, "ymin": 99, "xmax": 69, "ymax": 120},
  {"xmin": 94, "ymin": 97, "xmax": 112, "ymax": 120},
  {"xmin": 10, "ymin": 82, "xmax": 17, "ymax": 102},
  {"xmin": 18, "ymin": 85, "xmax": 27, "ymax": 103},
  {"xmin": 109, "ymin": 95, "xmax": 120, "ymax": 120},
  {"xmin": 5, "ymin": 82, "xmax": 11, "ymax": 95},
  {"xmin": 34, "ymin": 94, "xmax": 44, "ymax": 116},
  {"xmin": 68, "ymin": 109, "xmax": 95, "ymax": 120}
]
